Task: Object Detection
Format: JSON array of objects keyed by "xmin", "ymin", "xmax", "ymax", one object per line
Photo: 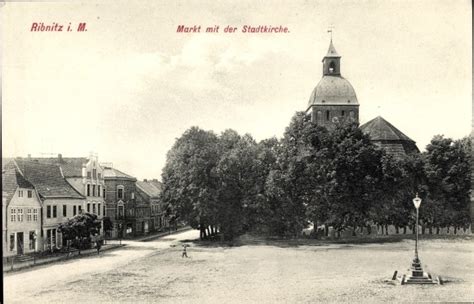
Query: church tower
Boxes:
[{"xmin": 306, "ymin": 39, "xmax": 359, "ymax": 128}]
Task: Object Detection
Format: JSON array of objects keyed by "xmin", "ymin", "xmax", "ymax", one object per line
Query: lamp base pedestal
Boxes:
[{"xmin": 402, "ymin": 257, "xmax": 437, "ymax": 285}]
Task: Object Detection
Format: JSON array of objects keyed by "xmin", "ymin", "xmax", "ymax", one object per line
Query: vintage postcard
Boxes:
[{"xmin": 1, "ymin": 1, "xmax": 472, "ymax": 303}]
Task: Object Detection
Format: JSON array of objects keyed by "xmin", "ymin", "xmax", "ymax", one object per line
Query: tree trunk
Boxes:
[
  {"xmin": 422, "ymin": 226, "xmax": 426, "ymax": 235},
  {"xmin": 352, "ymin": 226, "xmax": 356, "ymax": 237},
  {"xmin": 436, "ymin": 227, "xmax": 440, "ymax": 234},
  {"xmin": 395, "ymin": 226, "xmax": 399, "ymax": 234},
  {"xmin": 454, "ymin": 227, "xmax": 457, "ymax": 235},
  {"xmin": 429, "ymin": 226, "xmax": 433, "ymax": 234},
  {"xmin": 367, "ymin": 225, "xmax": 372, "ymax": 235},
  {"xmin": 403, "ymin": 226, "xmax": 407, "ymax": 234},
  {"xmin": 385, "ymin": 224, "xmax": 389, "ymax": 235},
  {"xmin": 324, "ymin": 224, "xmax": 329, "ymax": 237},
  {"xmin": 206, "ymin": 227, "xmax": 211, "ymax": 238}
]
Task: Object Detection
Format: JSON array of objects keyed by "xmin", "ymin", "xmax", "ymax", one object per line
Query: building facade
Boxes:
[
  {"xmin": 2, "ymin": 165, "xmax": 43, "ymax": 257},
  {"xmin": 103, "ymin": 166, "xmax": 150, "ymax": 238},
  {"xmin": 136, "ymin": 179, "xmax": 168, "ymax": 232},
  {"xmin": 13, "ymin": 159, "xmax": 85, "ymax": 251},
  {"xmin": 29, "ymin": 153, "xmax": 106, "ymax": 232}
]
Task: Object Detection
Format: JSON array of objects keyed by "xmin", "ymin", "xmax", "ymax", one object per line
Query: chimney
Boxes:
[
  {"xmin": 58, "ymin": 153, "xmax": 63, "ymax": 162},
  {"xmin": 152, "ymin": 179, "xmax": 158, "ymax": 182},
  {"xmin": 144, "ymin": 179, "xmax": 148, "ymax": 182}
]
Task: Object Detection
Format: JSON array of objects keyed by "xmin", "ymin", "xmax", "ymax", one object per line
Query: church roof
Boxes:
[
  {"xmin": 360, "ymin": 116, "xmax": 414, "ymax": 142},
  {"xmin": 324, "ymin": 39, "xmax": 340, "ymax": 58},
  {"xmin": 307, "ymin": 76, "xmax": 358, "ymax": 108},
  {"xmin": 361, "ymin": 117, "xmax": 419, "ymax": 156}
]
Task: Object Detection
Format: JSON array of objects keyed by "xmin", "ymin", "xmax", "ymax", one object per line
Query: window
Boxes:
[
  {"xmin": 27, "ymin": 190, "xmax": 33, "ymax": 198},
  {"xmin": 117, "ymin": 188, "xmax": 124, "ymax": 200},
  {"xmin": 98, "ymin": 173, "xmax": 102, "ymax": 179},
  {"xmin": 93, "ymin": 185, "xmax": 96, "ymax": 197},
  {"xmin": 11, "ymin": 209, "xmax": 16, "ymax": 222},
  {"xmin": 10, "ymin": 234, "xmax": 15, "ymax": 251},
  {"xmin": 52, "ymin": 206, "xmax": 57, "ymax": 218},
  {"xmin": 103, "ymin": 205, "xmax": 106, "ymax": 216},
  {"xmin": 329, "ymin": 61, "xmax": 336, "ymax": 73},
  {"xmin": 326, "ymin": 110, "xmax": 330, "ymax": 121},
  {"xmin": 87, "ymin": 184, "xmax": 91, "ymax": 196},
  {"xmin": 98, "ymin": 185, "xmax": 101, "ymax": 197},
  {"xmin": 78, "ymin": 205, "xmax": 82, "ymax": 214},
  {"xmin": 98, "ymin": 203, "xmax": 101, "ymax": 216},
  {"xmin": 63, "ymin": 205, "xmax": 67, "ymax": 217},
  {"xmin": 103, "ymin": 188, "xmax": 106, "ymax": 198},
  {"xmin": 341, "ymin": 110, "xmax": 345, "ymax": 116},
  {"xmin": 131, "ymin": 192, "xmax": 135, "ymax": 200},
  {"xmin": 87, "ymin": 171, "xmax": 91, "ymax": 178},
  {"xmin": 73, "ymin": 205, "xmax": 77, "ymax": 216},
  {"xmin": 33, "ymin": 209, "xmax": 38, "ymax": 221},
  {"xmin": 93, "ymin": 203, "xmax": 96, "ymax": 214},
  {"xmin": 18, "ymin": 209, "xmax": 23, "ymax": 222},
  {"xmin": 118, "ymin": 205, "xmax": 124, "ymax": 219},
  {"xmin": 93, "ymin": 169, "xmax": 97, "ymax": 179},
  {"xmin": 27, "ymin": 209, "xmax": 32, "ymax": 221},
  {"xmin": 87, "ymin": 203, "xmax": 90, "ymax": 213},
  {"xmin": 18, "ymin": 190, "xmax": 23, "ymax": 197}
]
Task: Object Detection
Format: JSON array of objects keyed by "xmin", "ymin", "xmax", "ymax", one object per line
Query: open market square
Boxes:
[{"xmin": 4, "ymin": 230, "xmax": 473, "ymax": 303}]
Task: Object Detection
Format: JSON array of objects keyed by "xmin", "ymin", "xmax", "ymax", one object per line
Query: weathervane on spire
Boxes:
[{"xmin": 327, "ymin": 25, "xmax": 335, "ymax": 41}]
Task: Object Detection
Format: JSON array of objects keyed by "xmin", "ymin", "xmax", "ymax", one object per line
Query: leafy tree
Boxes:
[
  {"xmin": 58, "ymin": 213, "xmax": 102, "ymax": 252},
  {"xmin": 214, "ymin": 130, "xmax": 259, "ymax": 240},
  {"xmin": 424, "ymin": 135, "xmax": 472, "ymax": 233},
  {"xmin": 160, "ymin": 127, "xmax": 220, "ymax": 240}
]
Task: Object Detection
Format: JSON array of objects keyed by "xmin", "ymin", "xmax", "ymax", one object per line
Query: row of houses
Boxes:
[{"xmin": 2, "ymin": 153, "xmax": 169, "ymax": 258}]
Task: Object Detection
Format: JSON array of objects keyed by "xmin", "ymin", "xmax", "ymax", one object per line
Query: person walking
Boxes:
[{"xmin": 182, "ymin": 244, "xmax": 188, "ymax": 258}]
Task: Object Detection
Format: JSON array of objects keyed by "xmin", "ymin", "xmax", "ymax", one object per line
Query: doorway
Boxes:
[{"xmin": 17, "ymin": 232, "xmax": 24, "ymax": 255}]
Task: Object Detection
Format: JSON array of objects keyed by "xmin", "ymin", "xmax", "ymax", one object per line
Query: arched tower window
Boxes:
[
  {"xmin": 317, "ymin": 111, "xmax": 322, "ymax": 121},
  {"xmin": 326, "ymin": 110, "xmax": 330, "ymax": 121},
  {"xmin": 329, "ymin": 61, "xmax": 336, "ymax": 73}
]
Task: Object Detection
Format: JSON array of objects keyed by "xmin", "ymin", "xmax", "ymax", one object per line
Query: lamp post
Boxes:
[
  {"xmin": 413, "ymin": 194, "xmax": 422, "ymax": 262},
  {"xmin": 403, "ymin": 193, "xmax": 436, "ymax": 284}
]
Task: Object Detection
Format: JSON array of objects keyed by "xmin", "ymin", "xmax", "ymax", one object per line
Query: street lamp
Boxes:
[
  {"xmin": 413, "ymin": 194, "xmax": 422, "ymax": 261},
  {"xmin": 403, "ymin": 193, "xmax": 436, "ymax": 284}
]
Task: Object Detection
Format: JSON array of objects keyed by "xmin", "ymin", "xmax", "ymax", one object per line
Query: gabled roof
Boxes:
[
  {"xmin": 360, "ymin": 116, "xmax": 415, "ymax": 142},
  {"xmin": 28, "ymin": 157, "xmax": 88, "ymax": 177},
  {"xmin": 2, "ymin": 162, "xmax": 35, "ymax": 205},
  {"xmin": 103, "ymin": 167, "xmax": 136, "ymax": 181},
  {"xmin": 136, "ymin": 180, "xmax": 162, "ymax": 198},
  {"xmin": 14, "ymin": 159, "xmax": 84, "ymax": 199}
]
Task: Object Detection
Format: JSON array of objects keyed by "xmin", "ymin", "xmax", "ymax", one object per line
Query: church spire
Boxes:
[
  {"xmin": 322, "ymin": 37, "xmax": 341, "ymax": 76},
  {"xmin": 325, "ymin": 39, "xmax": 340, "ymax": 58}
]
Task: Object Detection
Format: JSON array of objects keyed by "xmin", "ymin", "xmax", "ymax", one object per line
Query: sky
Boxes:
[{"xmin": 2, "ymin": 0, "xmax": 472, "ymax": 180}]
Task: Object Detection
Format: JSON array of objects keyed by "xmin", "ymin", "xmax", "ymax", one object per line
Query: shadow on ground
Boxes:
[{"xmin": 188, "ymin": 233, "xmax": 473, "ymax": 249}]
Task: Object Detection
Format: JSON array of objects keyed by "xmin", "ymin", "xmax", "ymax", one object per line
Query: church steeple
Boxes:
[{"xmin": 322, "ymin": 39, "xmax": 341, "ymax": 76}]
